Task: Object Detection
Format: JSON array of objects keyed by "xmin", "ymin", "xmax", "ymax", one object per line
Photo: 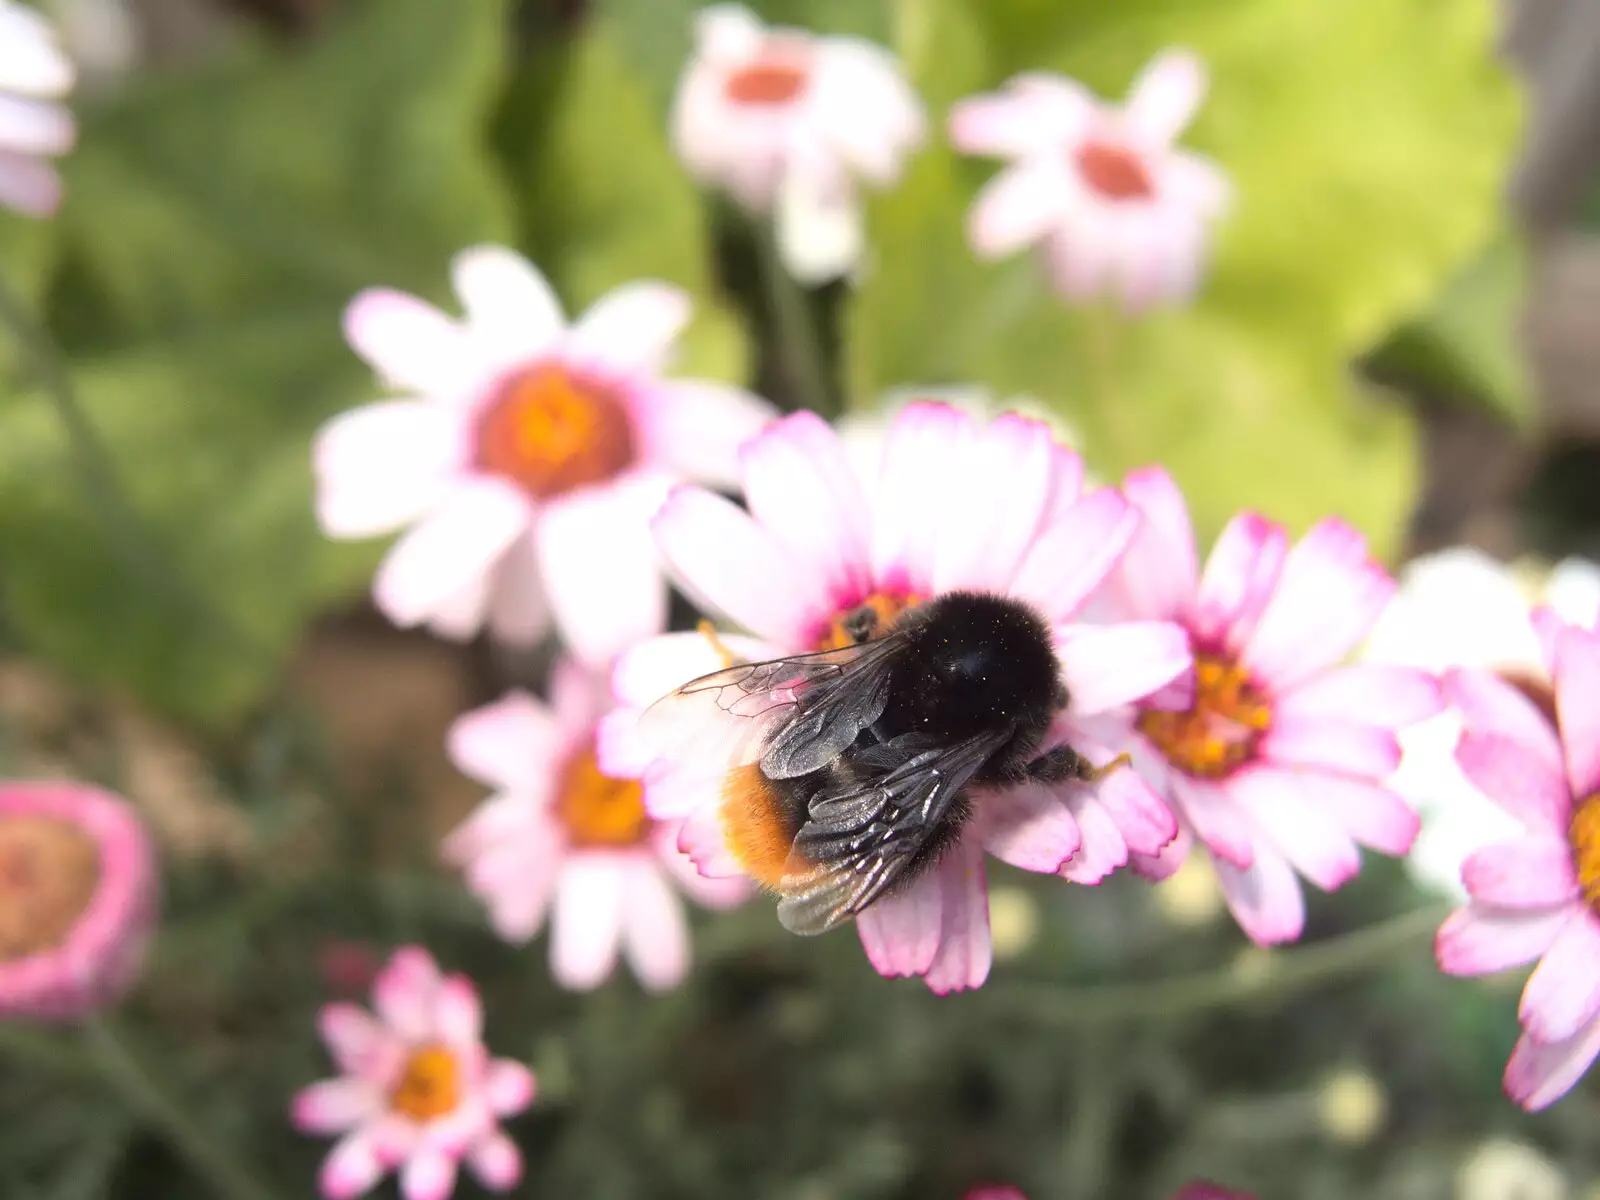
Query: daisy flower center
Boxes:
[
  {"xmin": 0, "ymin": 816, "xmax": 99, "ymax": 961},
  {"xmin": 723, "ymin": 42, "xmax": 811, "ymax": 106},
  {"xmin": 816, "ymin": 590, "xmax": 923, "ymax": 651},
  {"xmin": 475, "ymin": 364, "xmax": 635, "ymax": 499},
  {"xmin": 1136, "ymin": 652, "xmax": 1273, "ymax": 779},
  {"xmin": 389, "ymin": 1044, "xmax": 461, "ymax": 1122},
  {"xmin": 556, "ymin": 744, "xmax": 651, "ymax": 849},
  {"xmin": 1569, "ymin": 794, "xmax": 1600, "ymax": 913},
  {"xmin": 1075, "ymin": 139, "xmax": 1155, "ymax": 201}
]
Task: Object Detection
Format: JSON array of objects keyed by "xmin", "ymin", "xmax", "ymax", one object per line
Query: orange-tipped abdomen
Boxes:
[{"xmin": 719, "ymin": 765, "xmax": 803, "ymax": 890}]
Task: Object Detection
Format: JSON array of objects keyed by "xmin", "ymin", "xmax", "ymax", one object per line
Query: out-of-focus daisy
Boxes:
[
  {"xmin": 949, "ymin": 50, "xmax": 1229, "ymax": 311},
  {"xmin": 1435, "ymin": 621, "xmax": 1600, "ymax": 1111},
  {"xmin": 313, "ymin": 245, "xmax": 775, "ymax": 664},
  {"xmin": 1364, "ymin": 548, "xmax": 1600, "ymax": 897},
  {"xmin": 1092, "ymin": 466, "xmax": 1441, "ymax": 945},
  {"xmin": 0, "ymin": 781, "xmax": 155, "ymax": 1020},
  {"xmin": 0, "ymin": 0, "xmax": 76, "ymax": 217},
  {"xmin": 443, "ymin": 657, "xmax": 747, "ymax": 993},
  {"xmin": 671, "ymin": 3, "xmax": 925, "ymax": 283},
  {"xmin": 602, "ymin": 404, "xmax": 1188, "ymax": 993},
  {"xmin": 292, "ymin": 946, "xmax": 535, "ymax": 1200}
]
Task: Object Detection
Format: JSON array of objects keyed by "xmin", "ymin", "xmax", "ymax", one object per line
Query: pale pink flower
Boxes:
[
  {"xmin": 313, "ymin": 245, "xmax": 775, "ymax": 664},
  {"xmin": 292, "ymin": 946, "xmax": 535, "ymax": 1200},
  {"xmin": 0, "ymin": 0, "xmax": 75, "ymax": 217},
  {"xmin": 0, "ymin": 781, "xmax": 156, "ymax": 1020},
  {"xmin": 1434, "ymin": 620, "xmax": 1600, "ymax": 1111},
  {"xmin": 601, "ymin": 404, "xmax": 1190, "ymax": 993},
  {"xmin": 443, "ymin": 658, "xmax": 747, "ymax": 993},
  {"xmin": 949, "ymin": 50, "xmax": 1229, "ymax": 310},
  {"xmin": 671, "ymin": 4, "xmax": 926, "ymax": 282},
  {"xmin": 1092, "ymin": 466, "xmax": 1442, "ymax": 945}
]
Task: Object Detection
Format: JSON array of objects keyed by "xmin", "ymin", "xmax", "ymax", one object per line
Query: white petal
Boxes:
[
  {"xmin": 1125, "ymin": 49, "xmax": 1207, "ymax": 144},
  {"xmin": 451, "ymin": 245, "xmax": 564, "ymax": 368},
  {"xmin": 373, "ymin": 479, "xmax": 531, "ymax": 628},
  {"xmin": 563, "ymin": 283, "xmax": 691, "ymax": 379}
]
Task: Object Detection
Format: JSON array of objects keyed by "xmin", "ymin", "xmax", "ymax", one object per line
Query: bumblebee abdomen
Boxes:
[{"xmin": 718, "ymin": 765, "xmax": 813, "ymax": 889}]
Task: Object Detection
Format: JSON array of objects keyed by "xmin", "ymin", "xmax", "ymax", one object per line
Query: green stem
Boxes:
[
  {"xmin": 751, "ymin": 215, "xmax": 834, "ymax": 419},
  {"xmin": 989, "ymin": 904, "xmax": 1448, "ymax": 1027}
]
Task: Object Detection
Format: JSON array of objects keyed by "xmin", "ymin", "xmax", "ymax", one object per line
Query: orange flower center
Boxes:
[
  {"xmin": 723, "ymin": 42, "xmax": 811, "ymax": 106},
  {"xmin": 816, "ymin": 591, "xmax": 923, "ymax": 651},
  {"xmin": 0, "ymin": 816, "xmax": 99, "ymax": 961},
  {"xmin": 1136, "ymin": 652, "xmax": 1273, "ymax": 779},
  {"xmin": 474, "ymin": 364, "xmax": 635, "ymax": 499},
  {"xmin": 556, "ymin": 745, "xmax": 651, "ymax": 849},
  {"xmin": 1076, "ymin": 140, "xmax": 1155, "ymax": 201},
  {"xmin": 390, "ymin": 1044, "xmax": 460, "ymax": 1122},
  {"xmin": 1570, "ymin": 794, "xmax": 1600, "ymax": 913}
]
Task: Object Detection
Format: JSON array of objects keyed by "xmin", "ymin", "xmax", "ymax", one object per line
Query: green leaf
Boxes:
[{"xmin": 0, "ymin": 0, "xmax": 514, "ymax": 726}]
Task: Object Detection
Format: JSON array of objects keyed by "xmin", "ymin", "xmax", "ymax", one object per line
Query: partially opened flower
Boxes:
[
  {"xmin": 314, "ymin": 245, "xmax": 775, "ymax": 663},
  {"xmin": 602, "ymin": 404, "xmax": 1188, "ymax": 993},
  {"xmin": 0, "ymin": 0, "xmax": 75, "ymax": 217},
  {"xmin": 1092, "ymin": 466, "xmax": 1442, "ymax": 945},
  {"xmin": 292, "ymin": 946, "xmax": 535, "ymax": 1200},
  {"xmin": 950, "ymin": 50, "xmax": 1229, "ymax": 310},
  {"xmin": 443, "ymin": 658, "xmax": 747, "ymax": 993},
  {"xmin": 1434, "ymin": 621, "xmax": 1600, "ymax": 1110},
  {"xmin": 0, "ymin": 781, "xmax": 156, "ymax": 1020},
  {"xmin": 672, "ymin": 4, "xmax": 925, "ymax": 282}
]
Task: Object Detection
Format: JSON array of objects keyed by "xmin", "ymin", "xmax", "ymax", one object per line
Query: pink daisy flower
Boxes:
[
  {"xmin": 671, "ymin": 4, "xmax": 926, "ymax": 282},
  {"xmin": 601, "ymin": 404, "xmax": 1190, "ymax": 993},
  {"xmin": 1434, "ymin": 619, "xmax": 1600, "ymax": 1110},
  {"xmin": 313, "ymin": 245, "xmax": 775, "ymax": 664},
  {"xmin": 0, "ymin": 0, "xmax": 75, "ymax": 218},
  {"xmin": 292, "ymin": 946, "xmax": 535, "ymax": 1200},
  {"xmin": 949, "ymin": 50, "xmax": 1229, "ymax": 310},
  {"xmin": 443, "ymin": 657, "xmax": 748, "ymax": 993},
  {"xmin": 0, "ymin": 781, "xmax": 156, "ymax": 1020},
  {"xmin": 1093, "ymin": 466, "xmax": 1442, "ymax": 945}
]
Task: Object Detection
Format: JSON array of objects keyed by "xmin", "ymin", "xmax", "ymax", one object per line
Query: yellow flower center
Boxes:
[
  {"xmin": 0, "ymin": 816, "xmax": 100, "ymax": 961},
  {"xmin": 390, "ymin": 1044, "xmax": 460, "ymax": 1122},
  {"xmin": 1136, "ymin": 652, "xmax": 1273, "ymax": 779},
  {"xmin": 723, "ymin": 44, "xmax": 811, "ymax": 106},
  {"xmin": 816, "ymin": 591, "xmax": 923, "ymax": 651},
  {"xmin": 556, "ymin": 745, "xmax": 651, "ymax": 849},
  {"xmin": 475, "ymin": 364, "xmax": 635, "ymax": 499},
  {"xmin": 1076, "ymin": 140, "xmax": 1155, "ymax": 201},
  {"xmin": 1569, "ymin": 794, "xmax": 1600, "ymax": 913}
]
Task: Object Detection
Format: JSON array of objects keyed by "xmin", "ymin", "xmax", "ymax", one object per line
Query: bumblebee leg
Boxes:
[
  {"xmin": 1086, "ymin": 752, "xmax": 1133, "ymax": 782},
  {"xmin": 698, "ymin": 620, "xmax": 736, "ymax": 669}
]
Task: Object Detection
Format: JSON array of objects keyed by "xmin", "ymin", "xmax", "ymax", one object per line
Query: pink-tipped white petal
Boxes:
[
  {"xmin": 675, "ymin": 804, "xmax": 745, "ymax": 878},
  {"xmin": 1445, "ymin": 668, "xmax": 1564, "ymax": 771},
  {"xmin": 1257, "ymin": 719, "xmax": 1401, "ymax": 778},
  {"xmin": 564, "ymin": 282, "xmax": 690, "ymax": 379},
  {"xmin": 434, "ymin": 975, "xmax": 483, "ymax": 1049},
  {"xmin": 948, "ymin": 74, "xmax": 1095, "ymax": 157},
  {"xmin": 1168, "ymin": 774, "xmax": 1255, "ymax": 868},
  {"xmin": 483, "ymin": 1060, "xmax": 536, "ymax": 1117},
  {"xmin": 980, "ymin": 783, "xmax": 1081, "ymax": 872},
  {"xmin": 1088, "ymin": 758, "xmax": 1178, "ymax": 857},
  {"xmin": 1460, "ymin": 838, "xmax": 1579, "ymax": 908},
  {"xmin": 467, "ymin": 1130, "xmax": 524, "ymax": 1192},
  {"xmin": 1125, "ymin": 49, "xmax": 1206, "ymax": 144},
  {"xmin": 450, "ymin": 245, "xmax": 563, "ymax": 366},
  {"xmin": 1435, "ymin": 905, "xmax": 1568, "ymax": 976},
  {"xmin": 1288, "ymin": 774, "xmax": 1419, "ymax": 856},
  {"xmin": 1057, "ymin": 621, "xmax": 1192, "ymax": 716},
  {"xmin": 447, "ymin": 691, "xmax": 559, "ymax": 794},
  {"xmin": 292, "ymin": 1079, "xmax": 382, "ymax": 1135},
  {"xmin": 857, "ymin": 868, "xmax": 944, "ymax": 978},
  {"xmin": 1111, "ymin": 465, "xmax": 1198, "ymax": 622},
  {"xmin": 869, "ymin": 401, "xmax": 972, "ymax": 594},
  {"xmin": 1225, "ymin": 768, "xmax": 1361, "ymax": 892},
  {"xmin": 318, "ymin": 1003, "xmax": 396, "ymax": 1078},
  {"xmin": 1213, "ymin": 844, "xmax": 1305, "ymax": 946},
  {"xmin": 621, "ymin": 861, "xmax": 692, "ymax": 992},
  {"xmin": 343, "ymin": 289, "xmax": 474, "ymax": 396},
  {"xmin": 320, "ymin": 1133, "xmax": 385, "ymax": 1200},
  {"xmin": 1555, "ymin": 626, "xmax": 1600, "ymax": 800},
  {"xmin": 923, "ymin": 838, "xmax": 992, "ymax": 994},
  {"xmin": 1010, "ymin": 488, "xmax": 1140, "ymax": 625},
  {"xmin": 400, "ymin": 1147, "xmax": 458, "ymax": 1200},
  {"xmin": 373, "ymin": 479, "xmax": 530, "ymax": 628},
  {"xmin": 636, "ymin": 380, "xmax": 776, "ymax": 490},
  {"xmin": 1058, "ymin": 792, "xmax": 1130, "ymax": 884},
  {"xmin": 372, "ymin": 948, "xmax": 442, "ymax": 1043},
  {"xmin": 550, "ymin": 855, "xmax": 627, "ymax": 990},
  {"xmin": 1455, "ymin": 731, "xmax": 1570, "ymax": 838},
  {"xmin": 1275, "ymin": 665, "xmax": 1443, "ymax": 729},
  {"xmin": 1505, "ymin": 1017, "xmax": 1600, "ymax": 1111},
  {"xmin": 1519, "ymin": 912, "xmax": 1600, "ymax": 1044},
  {"xmin": 967, "ymin": 164, "xmax": 1067, "ymax": 258},
  {"xmin": 312, "ymin": 400, "xmax": 464, "ymax": 538},
  {"xmin": 1188, "ymin": 512, "xmax": 1287, "ymax": 649}
]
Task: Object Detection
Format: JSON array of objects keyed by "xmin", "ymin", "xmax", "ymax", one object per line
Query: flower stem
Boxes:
[
  {"xmin": 750, "ymin": 214, "xmax": 835, "ymax": 419},
  {"xmin": 989, "ymin": 904, "xmax": 1449, "ymax": 1026}
]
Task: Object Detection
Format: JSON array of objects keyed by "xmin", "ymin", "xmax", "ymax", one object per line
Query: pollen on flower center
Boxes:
[
  {"xmin": 817, "ymin": 590, "xmax": 923, "ymax": 651},
  {"xmin": 723, "ymin": 43, "xmax": 811, "ymax": 105},
  {"xmin": 556, "ymin": 744, "xmax": 651, "ymax": 848},
  {"xmin": 0, "ymin": 816, "xmax": 99, "ymax": 961},
  {"xmin": 474, "ymin": 364, "xmax": 635, "ymax": 499},
  {"xmin": 389, "ymin": 1044, "xmax": 461, "ymax": 1122},
  {"xmin": 1076, "ymin": 140, "xmax": 1155, "ymax": 201},
  {"xmin": 1569, "ymin": 794, "xmax": 1600, "ymax": 914},
  {"xmin": 1137, "ymin": 652, "xmax": 1272, "ymax": 779}
]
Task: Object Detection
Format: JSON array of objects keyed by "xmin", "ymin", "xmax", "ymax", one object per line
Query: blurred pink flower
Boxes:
[
  {"xmin": 443, "ymin": 658, "xmax": 748, "ymax": 993},
  {"xmin": 671, "ymin": 3, "xmax": 925, "ymax": 282},
  {"xmin": 0, "ymin": 781, "xmax": 156, "ymax": 1020},
  {"xmin": 950, "ymin": 50, "xmax": 1228, "ymax": 311},
  {"xmin": 0, "ymin": 1, "xmax": 75, "ymax": 217},
  {"xmin": 1093, "ymin": 466, "xmax": 1440, "ymax": 945},
  {"xmin": 965, "ymin": 1185, "xmax": 1253, "ymax": 1200},
  {"xmin": 313, "ymin": 245, "xmax": 775, "ymax": 663},
  {"xmin": 1434, "ymin": 620, "xmax": 1600, "ymax": 1110},
  {"xmin": 292, "ymin": 946, "xmax": 535, "ymax": 1200},
  {"xmin": 602, "ymin": 404, "xmax": 1189, "ymax": 992}
]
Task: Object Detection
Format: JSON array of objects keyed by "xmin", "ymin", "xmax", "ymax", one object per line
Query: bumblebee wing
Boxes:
[
  {"xmin": 757, "ymin": 635, "xmax": 902, "ymax": 779},
  {"xmin": 774, "ymin": 727, "xmax": 1010, "ymax": 936}
]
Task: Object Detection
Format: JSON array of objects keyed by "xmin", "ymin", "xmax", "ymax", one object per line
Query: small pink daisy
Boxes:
[
  {"xmin": 0, "ymin": 0, "xmax": 76, "ymax": 218},
  {"xmin": 671, "ymin": 3, "xmax": 925, "ymax": 282},
  {"xmin": 292, "ymin": 946, "xmax": 535, "ymax": 1200},
  {"xmin": 949, "ymin": 50, "xmax": 1229, "ymax": 310},
  {"xmin": 313, "ymin": 244, "xmax": 775, "ymax": 663},
  {"xmin": 1435, "ymin": 619, "xmax": 1600, "ymax": 1110},
  {"xmin": 0, "ymin": 781, "xmax": 156, "ymax": 1020},
  {"xmin": 601, "ymin": 404, "xmax": 1190, "ymax": 992},
  {"xmin": 443, "ymin": 657, "xmax": 748, "ymax": 993},
  {"xmin": 1092, "ymin": 466, "xmax": 1442, "ymax": 945}
]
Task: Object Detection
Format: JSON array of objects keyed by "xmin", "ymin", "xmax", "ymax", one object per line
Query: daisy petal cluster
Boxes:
[
  {"xmin": 444, "ymin": 657, "xmax": 748, "ymax": 993},
  {"xmin": 0, "ymin": 0, "xmax": 75, "ymax": 218},
  {"xmin": 672, "ymin": 3, "xmax": 926, "ymax": 282},
  {"xmin": 602, "ymin": 403, "xmax": 1190, "ymax": 993},
  {"xmin": 950, "ymin": 50, "xmax": 1229, "ymax": 310},
  {"xmin": 1092, "ymin": 467, "xmax": 1442, "ymax": 945},
  {"xmin": 313, "ymin": 244, "xmax": 775, "ymax": 663},
  {"xmin": 293, "ymin": 947, "xmax": 535, "ymax": 1200},
  {"xmin": 0, "ymin": 781, "xmax": 156, "ymax": 1020}
]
